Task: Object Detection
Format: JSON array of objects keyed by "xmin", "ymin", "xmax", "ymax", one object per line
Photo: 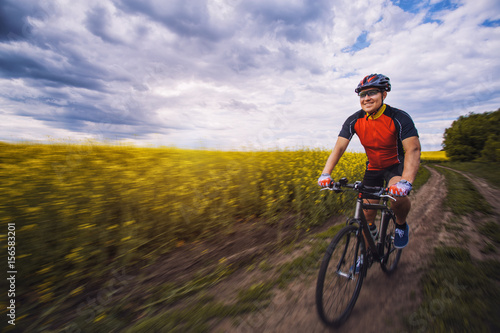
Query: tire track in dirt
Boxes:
[
  {"xmin": 434, "ymin": 165, "xmax": 500, "ymax": 216},
  {"xmin": 432, "ymin": 165, "xmax": 500, "ymax": 262},
  {"xmin": 215, "ymin": 167, "xmax": 448, "ymax": 333}
]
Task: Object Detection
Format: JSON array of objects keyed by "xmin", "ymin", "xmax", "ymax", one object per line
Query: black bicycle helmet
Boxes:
[{"xmin": 355, "ymin": 74, "xmax": 391, "ymax": 94}]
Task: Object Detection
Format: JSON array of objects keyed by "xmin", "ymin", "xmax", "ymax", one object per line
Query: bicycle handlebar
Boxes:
[{"xmin": 321, "ymin": 177, "xmax": 396, "ymax": 201}]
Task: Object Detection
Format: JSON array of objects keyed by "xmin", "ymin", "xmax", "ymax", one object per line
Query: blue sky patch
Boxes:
[
  {"xmin": 428, "ymin": 0, "xmax": 460, "ymax": 13},
  {"xmin": 481, "ymin": 19, "xmax": 500, "ymax": 27},
  {"xmin": 392, "ymin": 0, "xmax": 461, "ymax": 15},
  {"xmin": 392, "ymin": 0, "xmax": 462, "ymax": 25},
  {"xmin": 341, "ymin": 31, "xmax": 370, "ymax": 54},
  {"xmin": 390, "ymin": 0, "xmax": 422, "ymax": 14},
  {"xmin": 340, "ymin": 72, "xmax": 358, "ymax": 78}
]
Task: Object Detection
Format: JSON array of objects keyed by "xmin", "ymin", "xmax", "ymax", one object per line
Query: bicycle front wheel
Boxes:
[
  {"xmin": 315, "ymin": 225, "xmax": 366, "ymax": 328},
  {"xmin": 380, "ymin": 213, "xmax": 402, "ymax": 274}
]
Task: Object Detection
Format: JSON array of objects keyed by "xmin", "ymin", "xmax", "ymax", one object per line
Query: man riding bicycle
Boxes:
[{"xmin": 318, "ymin": 74, "xmax": 421, "ymax": 249}]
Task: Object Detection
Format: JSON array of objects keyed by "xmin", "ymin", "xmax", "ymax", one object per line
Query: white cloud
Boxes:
[{"xmin": 0, "ymin": 0, "xmax": 499, "ymax": 152}]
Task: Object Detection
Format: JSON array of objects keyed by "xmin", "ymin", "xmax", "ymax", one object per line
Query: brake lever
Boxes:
[
  {"xmin": 380, "ymin": 194, "xmax": 396, "ymax": 201},
  {"xmin": 320, "ymin": 183, "xmax": 342, "ymax": 192}
]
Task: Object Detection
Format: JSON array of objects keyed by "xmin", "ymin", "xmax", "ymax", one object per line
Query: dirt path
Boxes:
[
  {"xmin": 432, "ymin": 165, "xmax": 500, "ymax": 262},
  {"xmin": 434, "ymin": 165, "xmax": 500, "ymax": 216},
  {"xmin": 212, "ymin": 166, "xmax": 451, "ymax": 332}
]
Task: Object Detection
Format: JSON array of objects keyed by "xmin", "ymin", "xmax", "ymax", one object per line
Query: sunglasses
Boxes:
[{"xmin": 358, "ymin": 89, "xmax": 381, "ymax": 98}]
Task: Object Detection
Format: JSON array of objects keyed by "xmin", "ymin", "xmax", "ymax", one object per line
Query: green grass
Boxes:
[
  {"xmin": 407, "ymin": 162, "xmax": 500, "ymax": 332},
  {"xmin": 406, "ymin": 247, "xmax": 500, "ymax": 332},
  {"xmin": 439, "ymin": 161, "xmax": 500, "ymax": 189},
  {"xmin": 443, "ymin": 222, "xmax": 464, "ymax": 232},
  {"xmin": 478, "ymin": 220, "xmax": 500, "ymax": 243},
  {"xmin": 480, "ymin": 242, "xmax": 496, "ymax": 254},
  {"xmin": 139, "ymin": 262, "xmax": 235, "ymax": 310},
  {"xmin": 432, "ymin": 166, "xmax": 493, "ymax": 216},
  {"xmin": 237, "ymin": 282, "xmax": 274, "ymax": 303},
  {"xmin": 314, "ymin": 224, "xmax": 345, "ymax": 240},
  {"xmin": 104, "ymin": 224, "xmax": 338, "ymax": 332},
  {"xmin": 413, "ymin": 164, "xmax": 432, "ymax": 191},
  {"xmin": 123, "ymin": 296, "xmax": 256, "ymax": 333}
]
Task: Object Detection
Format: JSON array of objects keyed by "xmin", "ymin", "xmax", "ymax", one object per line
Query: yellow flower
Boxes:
[
  {"xmin": 20, "ymin": 224, "xmax": 37, "ymax": 232},
  {"xmin": 94, "ymin": 313, "xmax": 106, "ymax": 322},
  {"xmin": 78, "ymin": 223, "xmax": 96, "ymax": 230},
  {"xmin": 38, "ymin": 281, "xmax": 52, "ymax": 291},
  {"xmin": 65, "ymin": 252, "xmax": 78, "ymax": 260},
  {"xmin": 65, "ymin": 271, "xmax": 78, "ymax": 278},
  {"xmin": 37, "ymin": 265, "xmax": 54, "ymax": 275},
  {"xmin": 70, "ymin": 286, "xmax": 84, "ymax": 296},
  {"xmin": 39, "ymin": 292, "xmax": 54, "ymax": 303}
]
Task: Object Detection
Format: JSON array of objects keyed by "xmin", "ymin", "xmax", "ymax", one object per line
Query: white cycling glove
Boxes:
[
  {"xmin": 318, "ymin": 173, "xmax": 332, "ymax": 188},
  {"xmin": 388, "ymin": 180, "xmax": 412, "ymax": 197}
]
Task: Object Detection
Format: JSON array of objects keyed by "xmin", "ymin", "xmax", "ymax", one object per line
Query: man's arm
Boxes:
[
  {"xmin": 401, "ymin": 136, "xmax": 421, "ymax": 184},
  {"xmin": 322, "ymin": 137, "xmax": 350, "ymax": 175}
]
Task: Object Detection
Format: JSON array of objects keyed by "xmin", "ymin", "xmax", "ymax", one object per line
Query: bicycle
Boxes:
[{"xmin": 315, "ymin": 177, "xmax": 402, "ymax": 328}]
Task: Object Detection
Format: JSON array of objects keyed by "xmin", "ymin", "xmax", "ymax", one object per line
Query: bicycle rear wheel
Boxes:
[
  {"xmin": 380, "ymin": 213, "xmax": 402, "ymax": 273},
  {"xmin": 316, "ymin": 225, "xmax": 366, "ymax": 328}
]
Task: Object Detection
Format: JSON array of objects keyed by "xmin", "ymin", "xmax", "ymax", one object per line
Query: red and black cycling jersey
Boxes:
[{"xmin": 339, "ymin": 104, "xmax": 419, "ymax": 170}]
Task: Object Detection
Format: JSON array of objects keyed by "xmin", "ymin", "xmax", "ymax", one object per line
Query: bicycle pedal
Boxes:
[{"xmin": 366, "ymin": 253, "xmax": 374, "ymax": 268}]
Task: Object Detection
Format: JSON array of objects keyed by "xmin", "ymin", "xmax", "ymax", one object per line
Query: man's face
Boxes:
[{"xmin": 359, "ymin": 89, "xmax": 387, "ymax": 114}]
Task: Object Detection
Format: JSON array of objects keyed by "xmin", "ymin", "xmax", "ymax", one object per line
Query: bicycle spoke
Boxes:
[
  {"xmin": 316, "ymin": 225, "xmax": 365, "ymax": 328},
  {"xmin": 380, "ymin": 215, "xmax": 402, "ymax": 273}
]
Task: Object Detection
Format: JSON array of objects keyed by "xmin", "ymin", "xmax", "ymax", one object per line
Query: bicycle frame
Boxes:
[
  {"xmin": 351, "ymin": 192, "xmax": 395, "ymax": 263},
  {"xmin": 316, "ymin": 178, "xmax": 401, "ymax": 328},
  {"xmin": 323, "ymin": 178, "xmax": 396, "ymax": 264}
]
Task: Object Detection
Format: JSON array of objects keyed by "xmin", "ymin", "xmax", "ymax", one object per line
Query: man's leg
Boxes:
[
  {"xmin": 388, "ymin": 176, "xmax": 411, "ymax": 248},
  {"xmin": 354, "ymin": 198, "xmax": 379, "ymax": 274},
  {"xmin": 362, "ymin": 168, "xmax": 383, "ymax": 226},
  {"xmin": 388, "ymin": 176, "xmax": 411, "ymax": 225},
  {"xmin": 363, "ymin": 199, "xmax": 379, "ymax": 225}
]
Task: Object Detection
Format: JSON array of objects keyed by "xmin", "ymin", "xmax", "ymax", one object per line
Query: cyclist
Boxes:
[{"xmin": 318, "ymin": 74, "xmax": 421, "ymax": 249}]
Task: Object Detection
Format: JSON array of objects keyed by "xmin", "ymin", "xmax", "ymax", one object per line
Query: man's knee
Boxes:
[
  {"xmin": 364, "ymin": 210, "xmax": 377, "ymax": 223},
  {"xmin": 392, "ymin": 195, "xmax": 411, "ymax": 211}
]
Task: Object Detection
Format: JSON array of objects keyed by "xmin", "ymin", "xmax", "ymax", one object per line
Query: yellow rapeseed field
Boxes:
[
  {"xmin": 0, "ymin": 141, "xmax": 368, "ymax": 324},
  {"xmin": 420, "ymin": 150, "xmax": 448, "ymax": 161}
]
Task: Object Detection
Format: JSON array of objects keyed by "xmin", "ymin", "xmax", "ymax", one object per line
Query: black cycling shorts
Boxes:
[{"xmin": 362, "ymin": 163, "xmax": 404, "ymax": 187}]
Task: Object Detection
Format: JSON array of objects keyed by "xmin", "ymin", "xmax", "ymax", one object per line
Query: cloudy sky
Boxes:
[{"xmin": 1, "ymin": 0, "xmax": 499, "ymax": 151}]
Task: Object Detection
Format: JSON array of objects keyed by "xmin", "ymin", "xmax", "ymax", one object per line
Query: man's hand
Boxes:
[
  {"xmin": 388, "ymin": 180, "xmax": 412, "ymax": 197},
  {"xmin": 318, "ymin": 173, "xmax": 333, "ymax": 188}
]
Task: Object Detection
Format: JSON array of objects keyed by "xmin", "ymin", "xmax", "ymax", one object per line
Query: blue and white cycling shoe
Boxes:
[
  {"xmin": 394, "ymin": 223, "xmax": 409, "ymax": 249},
  {"xmin": 350, "ymin": 255, "xmax": 363, "ymax": 275}
]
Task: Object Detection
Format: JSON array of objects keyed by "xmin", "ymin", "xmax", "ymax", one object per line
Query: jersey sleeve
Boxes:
[
  {"xmin": 338, "ymin": 112, "xmax": 361, "ymax": 140},
  {"xmin": 394, "ymin": 109, "xmax": 419, "ymax": 140}
]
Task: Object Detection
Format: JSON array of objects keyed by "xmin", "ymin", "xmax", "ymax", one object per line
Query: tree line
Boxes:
[{"xmin": 442, "ymin": 108, "xmax": 500, "ymax": 162}]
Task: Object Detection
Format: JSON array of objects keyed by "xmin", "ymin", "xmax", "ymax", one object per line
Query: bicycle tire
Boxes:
[
  {"xmin": 316, "ymin": 225, "xmax": 366, "ymax": 328},
  {"xmin": 379, "ymin": 213, "xmax": 402, "ymax": 273}
]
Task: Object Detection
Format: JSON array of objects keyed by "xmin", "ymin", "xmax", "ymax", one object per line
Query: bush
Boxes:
[
  {"xmin": 443, "ymin": 109, "xmax": 500, "ymax": 161},
  {"xmin": 480, "ymin": 134, "xmax": 500, "ymax": 162}
]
